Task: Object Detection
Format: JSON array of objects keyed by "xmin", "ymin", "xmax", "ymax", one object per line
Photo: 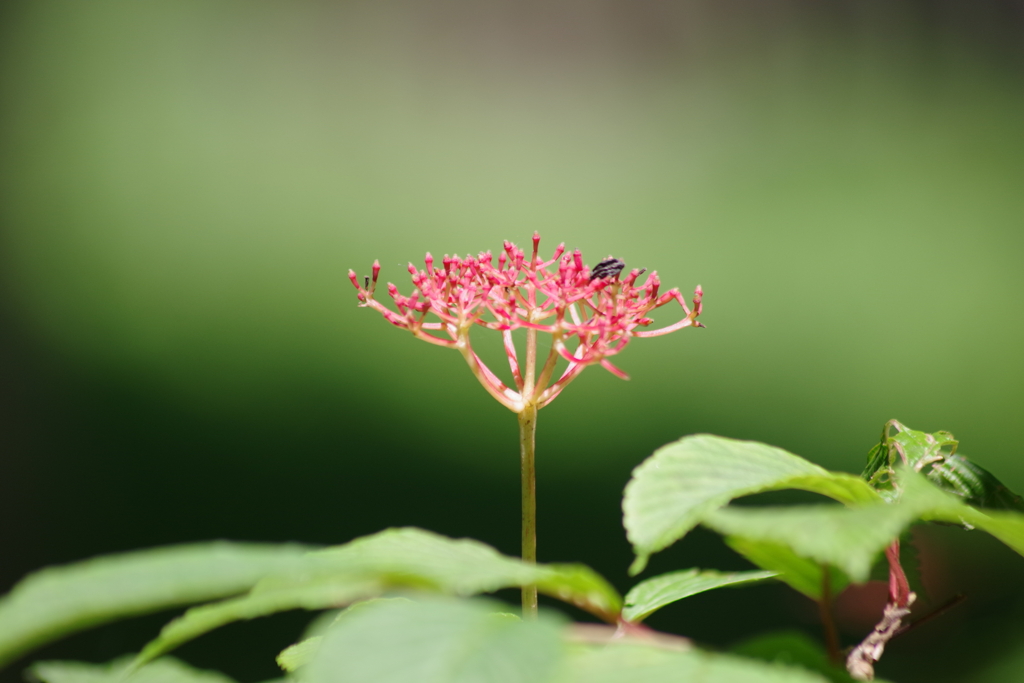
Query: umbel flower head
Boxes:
[{"xmin": 349, "ymin": 233, "xmax": 703, "ymax": 413}]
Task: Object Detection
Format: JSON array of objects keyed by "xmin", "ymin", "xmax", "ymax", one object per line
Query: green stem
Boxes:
[
  {"xmin": 519, "ymin": 326, "xmax": 539, "ymax": 618},
  {"xmin": 518, "ymin": 404, "xmax": 538, "ymax": 617}
]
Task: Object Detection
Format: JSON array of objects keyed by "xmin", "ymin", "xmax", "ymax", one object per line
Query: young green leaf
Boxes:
[
  {"xmin": 305, "ymin": 596, "xmax": 566, "ymax": 683},
  {"xmin": 134, "ymin": 528, "xmax": 621, "ymax": 667},
  {"xmin": 725, "ymin": 538, "xmax": 850, "ymax": 601},
  {"xmin": 623, "ymin": 435, "xmax": 881, "ymax": 574},
  {"xmin": 928, "ymin": 453, "xmax": 1024, "ymax": 512},
  {"xmin": 861, "ymin": 420, "xmax": 958, "ymax": 499},
  {"xmin": 622, "ymin": 568, "xmax": 777, "ymax": 623},
  {"xmin": 30, "ymin": 657, "xmax": 238, "ymax": 683},
  {"xmin": 861, "ymin": 420, "xmax": 1024, "ymax": 511},
  {"xmin": 0, "ymin": 542, "xmax": 311, "ymax": 669}
]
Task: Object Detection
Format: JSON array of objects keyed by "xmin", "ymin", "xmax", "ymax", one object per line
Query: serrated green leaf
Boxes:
[
  {"xmin": 725, "ymin": 538, "xmax": 849, "ymax": 601},
  {"xmin": 703, "ymin": 502, "xmax": 916, "ymax": 582},
  {"xmin": 557, "ymin": 643, "xmax": 830, "ymax": 683},
  {"xmin": 624, "ymin": 435, "xmax": 881, "ymax": 574},
  {"xmin": 0, "ymin": 542, "xmax": 311, "ymax": 669},
  {"xmin": 30, "ymin": 657, "xmax": 237, "ymax": 683},
  {"xmin": 622, "ymin": 569, "xmax": 776, "ymax": 623},
  {"xmin": 306, "ymin": 596, "xmax": 566, "ymax": 683},
  {"xmin": 135, "ymin": 528, "xmax": 621, "ymax": 667}
]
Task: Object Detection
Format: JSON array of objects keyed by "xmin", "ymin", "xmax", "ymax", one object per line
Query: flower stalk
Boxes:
[
  {"xmin": 350, "ymin": 233, "xmax": 704, "ymax": 617},
  {"xmin": 518, "ymin": 403, "xmax": 538, "ymax": 615}
]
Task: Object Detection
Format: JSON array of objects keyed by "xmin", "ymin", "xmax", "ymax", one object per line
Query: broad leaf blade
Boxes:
[
  {"xmin": 624, "ymin": 435, "xmax": 880, "ymax": 574},
  {"xmin": 725, "ymin": 538, "xmax": 849, "ymax": 601},
  {"xmin": 0, "ymin": 542, "xmax": 311, "ymax": 669},
  {"xmin": 30, "ymin": 657, "xmax": 238, "ymax": 683},
  {"xmin": 622, "ymin": 569, "xmax": 776, "ymax": 623},
  {"xmin": 711, "ymin": 469, "xmax": 1024, "ymax": 590},
  {"xmin": 277, "ymin": 636, "xmax": 322, "ymax": 672},
  {"xmin": 135, "ymin": 577, "xmax": 384, "ymax": 666},
  {"xmin": 733, "ymin": 631, "xmax": 879, "ymax": 683},
  {"xmin": 306, "ymin": 596, "xmax": 565, "ymax": 683},
  {"xmin": 135, "ymin": 528, "xmax": 621, "ymax": 666},
  {"xmin": 703, "ymin": 503, "xmax": 915, "ymax": 582},
  {"xmin": 284, "ymin": 528, "xmax": 621, "ymax": 618},
  {"xmin": 899, "ymin": 468, "xmax": 1024, "ymax": 557},
  {"xmin": 558, "ymin": 643, "xmax": 830, "ymax": 683}
]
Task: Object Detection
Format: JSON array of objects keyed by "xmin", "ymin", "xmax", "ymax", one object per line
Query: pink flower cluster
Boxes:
[{"xmin": 349, "ymin": 233, "xmax": 703, "ymax": 412}]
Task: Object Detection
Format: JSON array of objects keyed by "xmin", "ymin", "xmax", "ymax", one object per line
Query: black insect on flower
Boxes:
[{"xmin": 589, "ymin": 257, "xmax": 627, "ymax": 281}]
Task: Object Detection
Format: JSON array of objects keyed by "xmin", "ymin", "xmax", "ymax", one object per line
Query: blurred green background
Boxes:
[{"xmin": 1, "ymin": 1, "xmax": 1023, "ymax": 681}]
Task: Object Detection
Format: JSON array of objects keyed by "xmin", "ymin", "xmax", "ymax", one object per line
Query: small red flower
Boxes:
[{"xmin": 349, "ymin": 233, "xmax": 703, "ymax": 412}]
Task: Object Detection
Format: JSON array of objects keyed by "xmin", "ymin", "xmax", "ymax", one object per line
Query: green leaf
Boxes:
[
  {"xmin": 277, "ymin": 528, "xmax": 621, "ymax": 618},
  {"xmin": 0, "ymin": 542, "xmax": 311, "ymax": 669},
  {"xmin": 725, "ymin": 538, "xmax": 849, "ymax": 601},
  {"xmin": 928, "ymin": 453, "xmax": 1024, "ymax": 512},
  {"xmin": 30, "ymin": 657, "xmax": 238, "ymax": 683},
  {"xmin": 711, "ymin": 468, "xmax": 1024, "ymax": 593},
  {"xmin": 861, "ymin": 420, "xmax": 1024, "ymax": 511},
  {"xmin": 861, "ymin": 420, "xmax": 958, "ymax": 499},
  {"xmin": 277, "ymin": 636, "xmax": 322, "ymax": 673},
  {"xmin": 305, "ymin": 596, "xmax": 566, "ymax": 683},
  {"xmin": 624, "ymin": 435, "xmax": 881, "ymax": 574},
  {"xmin": 898, "ymin": 467, "xmax": 1024, "ymax": 557},
  {"xmin": 960, "ymin": 509, "xmax": 1024, "ymax": 556},
  {"xmin": 135, "ymin": 528, "xmax": 621, "ymax": 667},
  {"xmin": 558, "ymin": 643, "xmax": 831, "ymax": 683},
  {"xmin": 135, "ymin": 576, "xmax": 385, "ymax": 667},
  {"xmin": 703, "ymin": 502, "xmax": 916, "ymax": 582},
  {"xmin": 732, "ymin": 631, "xmax": 881, "ymax": 683},
  {"xmin": 622, "ymin": 569, "xmax": 776, "ymax": 623},
  {"xmin": 533, "ymin": 564, "xmax": 622, "ymax": 620}
]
